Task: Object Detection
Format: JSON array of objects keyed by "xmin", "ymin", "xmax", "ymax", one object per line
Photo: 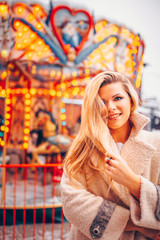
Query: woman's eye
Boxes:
[{"xmin": 114, "ymin": 96, "xmax": 123, "ymax": 101}]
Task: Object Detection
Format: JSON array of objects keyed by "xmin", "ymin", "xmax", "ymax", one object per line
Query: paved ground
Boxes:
[{"xmin": 0, "ymin": 222, "xmax": 70, "ymax": 240}]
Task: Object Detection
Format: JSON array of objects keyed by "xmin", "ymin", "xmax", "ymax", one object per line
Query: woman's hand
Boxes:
[{"xmin": 105, "ymin": 152, "xmax": 141, "ymax": 200}]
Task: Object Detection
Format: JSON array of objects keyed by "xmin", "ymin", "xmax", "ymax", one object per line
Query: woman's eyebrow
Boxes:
[
  {"xmin": 101, "ymin": 93, "xmax": 121, "ymax": 101},
  {"xmin": 112, "ymin": 93, "xmax": 121, "ymax": 98}
]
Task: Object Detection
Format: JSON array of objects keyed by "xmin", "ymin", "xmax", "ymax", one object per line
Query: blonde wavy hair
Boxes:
[{"xmin": 64, "ymin": 71, "xmax": 139, "ymax": 180}]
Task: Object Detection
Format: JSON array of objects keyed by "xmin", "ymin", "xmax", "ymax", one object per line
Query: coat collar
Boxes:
[
  {"xmin": 121, "ymin": 111, "xmax": 156, "ymax": 175},
  {"xmin": 129, "ymin": 111, "xmax": 150, "ymax": 137}
]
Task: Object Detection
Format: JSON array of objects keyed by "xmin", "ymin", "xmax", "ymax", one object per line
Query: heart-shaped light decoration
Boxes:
[{"xmin": 50, "ymin": 5, "xmax": 94, "ymax": 55}]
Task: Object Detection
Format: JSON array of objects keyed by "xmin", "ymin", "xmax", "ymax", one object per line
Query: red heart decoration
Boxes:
[{"xmin": 50, "ymin": 5, "xmax": 94, "ymax": 55}]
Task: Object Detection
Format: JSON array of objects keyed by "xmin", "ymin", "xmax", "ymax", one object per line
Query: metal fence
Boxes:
[{"xmin": 0, "ymin": 163, "xmax": 70, "ymax": 240}]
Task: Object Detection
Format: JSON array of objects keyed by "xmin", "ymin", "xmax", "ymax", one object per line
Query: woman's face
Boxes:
[{"xmin": 98, "ymin": 82, "xmax": 132, "ymax": 131}]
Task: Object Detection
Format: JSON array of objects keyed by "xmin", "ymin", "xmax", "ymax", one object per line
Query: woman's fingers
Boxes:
[
  {"xmin": 105, "ymin": 155, "xmax": 119, "ymax": 166},
  {"xmin": 105, "ymin": 156, "xmax": 112, "ymax": 165},
  {"xmin": 104, "ymin": 152, "xmax": 141, "ymax": 200},
  {"xmin": 105, "ymin": 151, "xmax": 120, "ymax": 161}
]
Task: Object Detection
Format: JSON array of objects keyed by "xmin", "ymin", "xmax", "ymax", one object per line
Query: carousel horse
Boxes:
[{"xmin": 29, "ymin": 109, "xmax": 72, "ymax": 166}]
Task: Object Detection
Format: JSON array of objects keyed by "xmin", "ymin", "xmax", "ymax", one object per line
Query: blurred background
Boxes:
[
  {"xmin": 25, "ymin": 0, "xmax": 160, "ymax": 130},
  {"xmin": 34, "ymin": 0, "xmax": 160, "ymax": 102},
  {"xmin": 0, "ymin": 1, "xmax": 160, "ymax": 239}
]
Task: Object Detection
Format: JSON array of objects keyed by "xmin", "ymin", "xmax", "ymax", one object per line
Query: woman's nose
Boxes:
[{"xmin": 107, "ymin": 101, "xmax": 116, "ymax": 111}]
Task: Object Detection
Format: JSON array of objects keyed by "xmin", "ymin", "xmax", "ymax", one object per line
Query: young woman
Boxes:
[{"xmin": 61, "ymin": 71, "xmax": 160, "ymax": 240}]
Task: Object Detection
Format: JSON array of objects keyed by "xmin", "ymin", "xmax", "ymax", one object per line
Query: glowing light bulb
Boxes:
[{"xmin": 1, "ymin": 49, "xmax": 9, "ymax": 59}]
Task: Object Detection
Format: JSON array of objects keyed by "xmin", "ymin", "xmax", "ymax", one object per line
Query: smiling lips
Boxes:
[{"xmin": 108, "ymin": 113, "xmax": 121, "ymax": 120}]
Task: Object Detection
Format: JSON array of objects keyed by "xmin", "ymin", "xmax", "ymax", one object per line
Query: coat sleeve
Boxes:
[
  {"xmin": 129, "ymin": 176, "xmax": 160, "ymax": 230},
  {"xmin": 61, "ymin": 171, "xmax": 130, "ymax": 240}
]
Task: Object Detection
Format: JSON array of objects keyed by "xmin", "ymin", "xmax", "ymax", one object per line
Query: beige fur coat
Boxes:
[{"xmin": 61, "ymin": 112, "xmax": 160, "ymax": 240}]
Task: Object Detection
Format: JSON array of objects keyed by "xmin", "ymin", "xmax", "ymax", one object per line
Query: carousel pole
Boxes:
[
  {"xmin": 1, "ymin": 64, "xmax": 9, "ymax": 204},
  {"xmin": 0, "ymin": 1, "xmax": 10, "ymax": 204},
  {"xmin": 57, "ymin": 67, "xmax": 63, "ymax": 136}
]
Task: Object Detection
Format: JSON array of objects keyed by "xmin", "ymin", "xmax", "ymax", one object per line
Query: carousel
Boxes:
[{"xmin": 0, "ymin": 0, "xmax": 145, "ymax": 238}]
